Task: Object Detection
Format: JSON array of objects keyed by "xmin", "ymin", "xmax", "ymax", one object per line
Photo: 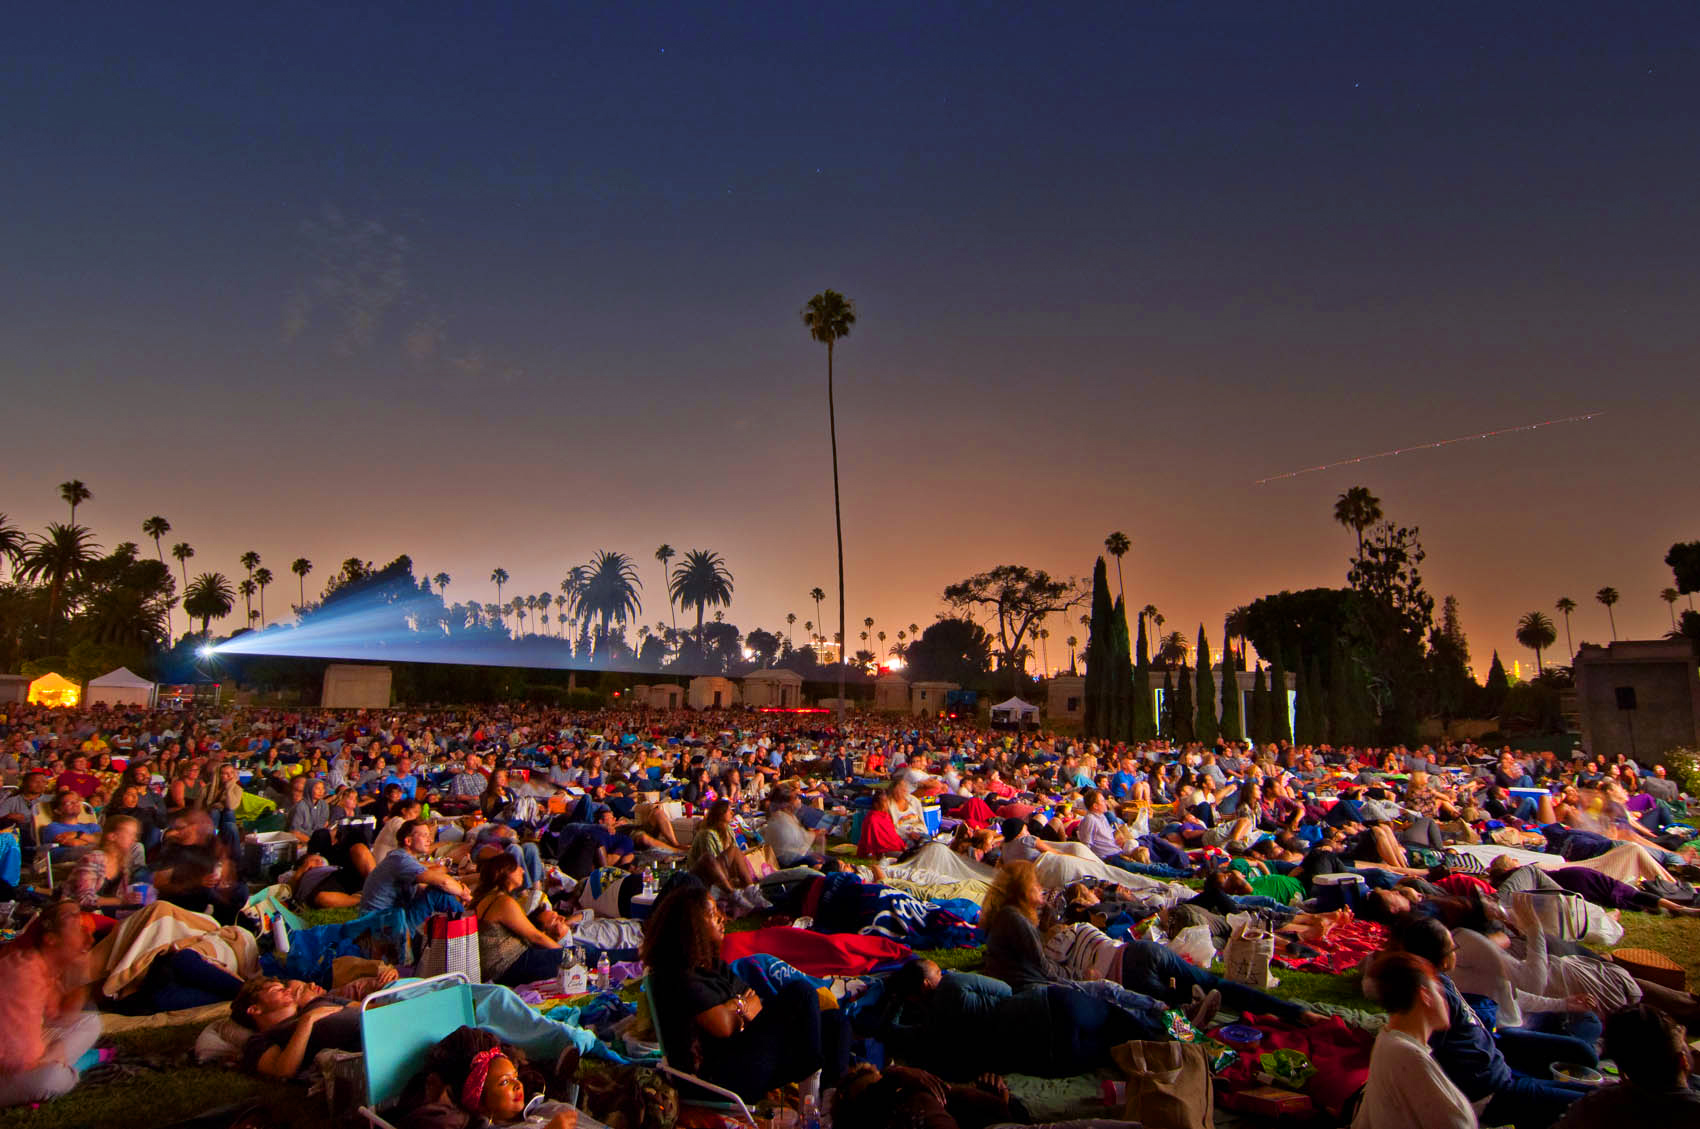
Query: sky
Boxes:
[{"xmin": 4, "ymin": 2, "xmax": 1698, "ymax": 675}]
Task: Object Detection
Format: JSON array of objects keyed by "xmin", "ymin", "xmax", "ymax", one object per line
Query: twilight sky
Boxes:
[{"xmin": 4, "ymin": 2, "xmax": 1697, "ymax": 674}]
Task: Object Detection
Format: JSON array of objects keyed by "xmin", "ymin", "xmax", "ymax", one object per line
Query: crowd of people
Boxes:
[{"xmin": 0, "ymin": 696, "xmax": 1696, "ymax": 1128}]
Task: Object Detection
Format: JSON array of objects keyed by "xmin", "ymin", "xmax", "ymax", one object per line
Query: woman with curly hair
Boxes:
[{"xmin": 640, "ymin": 884, "xmax": 846, "ymax": 1104}]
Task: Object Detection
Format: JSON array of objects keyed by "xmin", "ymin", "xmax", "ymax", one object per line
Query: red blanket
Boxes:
[
  {"xmin": 721, "ymin": 927, "xmax": 911, "ymax": 976},
  {"xmin": 1216, "ymin": 1013, "xmax": 1375, "ymax": 1115},
  {"xmin": 858, "ymin": 809, "xmax": 906, "ymax": 856},
  {"xmin": 1270, "ymin": 917, "xmax": 1387, "ymax": 974}
]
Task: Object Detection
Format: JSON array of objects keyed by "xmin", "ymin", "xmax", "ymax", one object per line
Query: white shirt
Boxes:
[{"xmin": 1352, "ymin": 1027, "xmax": 1476, "ymax": 1129}]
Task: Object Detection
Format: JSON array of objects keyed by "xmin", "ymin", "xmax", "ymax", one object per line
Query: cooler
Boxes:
[{"xmin": 1312, "ymin": 871, "xmax": 1366, "ymax": 911}]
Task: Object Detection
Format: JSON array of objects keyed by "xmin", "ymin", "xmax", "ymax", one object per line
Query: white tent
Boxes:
[
  {"xmin": 87, "ymin": 667, "xmax": 157, "ymax": 707},
  {"xmin": 989, "ymin": 696, "xmax": 1039, "ymax": 725}
]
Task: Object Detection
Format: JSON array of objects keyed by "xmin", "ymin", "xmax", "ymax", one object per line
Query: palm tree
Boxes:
[
  {"xmin": 1515, "ymin": 611, "xmax": 1558, "ymax": 675},
  {"xmin": 239, "ymin": 551, "xmax": 261, "ymax": 590},
  {"xmin": 238, "ymin": 578, "xmax": 257, "ymax": 625},
  {"xmin": 1104, "ymin": 531, "xmax": 1131, "ymax": 603},
  {"xmin": 171, "ymin": 542, "xmax": 195, "ymax": 594},
  {"xmin": 553, "ymin": 594, "xmax": 566, "ymax": 636},
  {"xmin": 1661, "ymin": 587, "xmax": 1681, "ymax": 628},
  {"xmin": 1555, "ymin": 597, "xmax": 1577, "ymax": 659},
  {"xmin": 1152, "ymin": 612, "xmax": 1166, "ymax": 642},
  {"xmin": 491, "ymin": 568, "xmax": 509, "ymax": 606},
  {"xmin": 864, "ymin": 616, "xmax": 875, "ymax": 656},
  {"xmin": 1158, "ymin": 630, "xmax": 1189, "ymax": 667},
  {"xmin": 670, "ymin": 549, "xmax": 734, "ymax": 641},
  {"xmin": 290, "ymin": 558, "xmax": 314, "ymax": 610},
  {"xmin": 1140, "ymin": 604, "xmax": 1159, "ymax": 648},
  {"xmin": 1333, "ymin": 486, "xmax": 1383, "ymax": 561},
  {"xmin": 1224, "ymin": 606, "xmax": 1250, "ymax": 663},
  {"xmin": 908, "ymin": 622, "xmax": 919, "ymax": 642},
  {"xmin": 0, "ymin": 513, "xmax": 24, "ymax": 577},
  {"xmin": 141, "ymin": 516, "xmax": 171, "ymax": 563},
  {"xmin": 804, "ymin": 620, "xmax": 815, "ymax": 646},
  {"xmin": 19, "ymin": 523, "xmax": 99, "ymax": 651},
  {"xmin": 1066, "ymin": 635, "xmax": 1079, "ymax": 671},
  {"xmin": 184, "ymin": 572, "xmax": 235, "ymax": 636},
  {"xmin": 877, "ymin": 630, "xmax": 887, "ymax": 659},
  {"xmin": 654, "ymin": 545, "xmax": 677, "ymax": 631},
  {"xmin": 253, "ymin": 567, "xmax": 273, "ymax": 626},
  {"xmin": 786, "ymin": 612, "xmax": 797, "ymax": 647},
  {"xmin": 58, "ymin": 480, "xmax": 91, "ymax": 524},
  {"xmin": 809, "ymin": 588, "xmax": 826, "ymax": 641},
  {"xmin": 567, "ymin": 550, "xmax": 645, "ymax": 649},
  {"xmin": 525, "ymin": 595, "xmax": 539, "ymax": 635},
  {"xmin": 1596, "ymin": 587, "xmax": 1620, "ymax": 640},
  {"xmin": 802, "ymin": 288, "xmax": 857, "ymax": 721},
  {"xmin": 1038, "ymin": 628, "xmax": 1051, "ymax": 675},
  {"xmin": 433, "ymin": 572, "xmax": 451, "ymax": 604}
]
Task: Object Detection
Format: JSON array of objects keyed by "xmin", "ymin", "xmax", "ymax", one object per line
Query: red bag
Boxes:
[{"xmin": 418, "ymin": 912, "xmax": 481, "ymax": 981}]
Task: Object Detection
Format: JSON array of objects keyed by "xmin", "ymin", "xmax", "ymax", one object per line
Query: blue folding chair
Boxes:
[
  {"xmin": 357, "ymin": 973, "xmax": 477, "ymax": 1129},
  {"xmin": 641, "ymin": 976, "xmax": 755, "ymax": 1127}
]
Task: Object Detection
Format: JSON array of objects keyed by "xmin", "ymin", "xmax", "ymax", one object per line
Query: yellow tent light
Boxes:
[{"xmin": 27, "ymin": 671, "xmax": 81, "ymax": 707}]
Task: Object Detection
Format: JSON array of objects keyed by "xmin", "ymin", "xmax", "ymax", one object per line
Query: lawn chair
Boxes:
[
  {"xmin": 31, "ymin": 796, "xmax": 98, "ymax": 891},
  {"xmin": 640, "ymin": 975, "xmax": 756, "ymax": 1127},
  {"xmin": 357, "ymin": 972, "xmax": 477, "ymax": 1129}
]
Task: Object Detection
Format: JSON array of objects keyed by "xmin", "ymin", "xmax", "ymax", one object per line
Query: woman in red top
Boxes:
[
  {"xmin": 858, "ymin": 792, "xmax": 906, "ymax": 857},
  {"xmin": 0, "ymin": 901, "xmax": 106, "ymax": 1107}
]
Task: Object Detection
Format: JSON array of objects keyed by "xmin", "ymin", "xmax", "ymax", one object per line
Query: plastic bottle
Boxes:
[
  {"xmin": 595, "ymin": 951, "xmax": 611, "ymax": 990},
  {"xmin": 800, "ymin": 1095, "xmax": 820, "ymax": 1129}
]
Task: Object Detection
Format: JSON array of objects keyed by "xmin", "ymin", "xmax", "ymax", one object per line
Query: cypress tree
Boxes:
[
  {"xmin": 1193, "ymin": 625, "xmax": 1218, "ymax": 745},
  {"xmin": 1483, "ymin": 651, "xmax": 1510, "ymax": 717},
  {"xmin": 1174, "ymin": 659, "xmax": 1196, "ymax": 744},
  {"xmin": 1270, "ymin": 652, "xmax": 1293, "ymax": 743},
  {"xmin": 1083, "ymin": 558, "xmax": 1113, "ymax": 737},
  {"xmin": 1112, "ymin": 596, "xmax": 1135, "ymax": 742},
  {"xmin": 1328, "ymin": 637, "xmax": 1361, "ymax": 746},
  {"xmin": 1131, "ymin": 613, "xmax": 1154, "ymax": 740},
  {"xmin": 1249, "ymin": 662, "xmax": 1270, "ymax": 743},
  {"xmin": 1159, "ymin": 668, "xmax": 1176, "ymax": 742},
  {"xmin": 1306, "ymin": 656, "xmax": 1329, "ymax": 745},
  {"xmin": 1292, "ymin": 655, "xmax": 1313, "ymax": 744},
  {"xmin": 1219, "ymin": 629, "xmax": 1243, "ymax": 741}
]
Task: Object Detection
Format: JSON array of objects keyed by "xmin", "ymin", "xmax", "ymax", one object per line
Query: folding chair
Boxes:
[
  {"xmin": 357, "ymin": 972, "xmax": 477, "ymax": 1129},
  {"xmin": 641, "ymin": 975, "xmax": 756, "ymax": 1127}
]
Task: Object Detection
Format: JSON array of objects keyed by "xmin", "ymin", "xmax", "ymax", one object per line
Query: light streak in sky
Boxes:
[{"xmin": 1255, "ymin": 411, "xmax": 1602, "ymax": 485}]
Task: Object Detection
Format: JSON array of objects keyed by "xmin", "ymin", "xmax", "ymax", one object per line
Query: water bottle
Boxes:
[
  {"xmin": 800, "ymin": 1095, "xmax": 820, "ymax": 1129},
  {"xmin": 595, "ymin": 951, "xmax": 611, "ymax": 990},
  {"xmin": 272, "ymin": 915, "xmax": 291, "ymax": 956}
]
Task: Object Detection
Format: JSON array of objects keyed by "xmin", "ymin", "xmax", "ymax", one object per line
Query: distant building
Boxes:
[
  {"xmin": 321, "ymin": 664, "xmax": 392, "ymax": 709},
  {"xmin": 629, "ymin": 683, "xmax": 684, "ymax": 710},
  {"xmin": 909, "ymin": 680, "xmax": 959, "ymax": 717},
  {"xmin": 742, "ymin": 668, "xmax": 805, "ymax": 708},
  {"xmin": 1047, "ymin": 674, "xmax": 1085, "ymax": 722},
  {"xmin": 687, "ymin": 676, "xmax": 739, "ymax": 710},
  {"xmin": 0, "ymin": 673, "xmax": 28, "ymax": 706},
  {"xmin": 873, "ymin": 672, "xmax": 909, "ymax": 712},
  {"xmin": 1574, "ymin": 640, "xmax": 1700, "ymax": 766}
]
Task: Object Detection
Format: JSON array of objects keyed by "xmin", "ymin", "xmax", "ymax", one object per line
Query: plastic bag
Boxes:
[
  {"xmin": 1167, "ymin": 923, "xmax": 1216, "ymax": 968},
  {"xmin": 1223, "ymin": 913, "xmax": 1277, "ymax": 989}
]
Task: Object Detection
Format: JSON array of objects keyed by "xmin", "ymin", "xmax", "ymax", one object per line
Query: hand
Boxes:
[
  {"xmin": 1297, "ymin": 1011, "xmax": 1329, "ymax": 1026},
  {"xmin": 1565, "ymin": 993, "xmax": 1599, "ymax": 1014},
  {"xmin": 543, "ymin": 1110, "xmax": 579, "ymax": 1129},
  {"xmin": 741, "ymin": 989, "xmax": 763, "ymax": 1023},
  {"xmin": 974, "ymin": 1073, "xmax": 1009, "ymax": 1102}
]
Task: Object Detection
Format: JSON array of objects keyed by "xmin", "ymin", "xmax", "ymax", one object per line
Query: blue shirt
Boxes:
[
  {"xmin": 381, "ymin": 772, "xmax": 420, "ymax": 797},
  {"xmin": 1429, "ymin": 973, "xmax": 1512, "ymax": 1101},
  {"xmin": 359, "ymin": 848, "xmax": 427, "ymax": 912}
]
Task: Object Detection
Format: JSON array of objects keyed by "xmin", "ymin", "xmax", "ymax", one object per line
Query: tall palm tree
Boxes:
[
  {"xmin": 491, "ymin": 568, "xmax": 509, "ymax": 606},
  {"xmin": 1596, "ymin": 587, "xmax": 1620, "ymax": 640},
  {"xmin": 803, "ymin": 288, "xmax": 857, "ymax": 721},
  {"xmin": 58, "ymin": 480, "xmax": 91, "ymax": 524},
  {"xmin": 864, "ymin": 616, "xmax": 875, "ymax": 657},
  {"xmin": 567, "ymin": 550, "xmax": 644, "ymax": 649},
  {"xmin": 878, "ymin": 630, "xmax": 887, "ymax": 659},
  {"xmin": 171, "ymin": 542, "xmax": 195, "ymax": 594},
  {"xmin": 184, "ymin": 572, "xmax": 235, "ymax": 636},
  {"xmin": 1333, "ymin": 486, "xmax": 1383, "ymax": 561},
  {"xmin": 1661, "ymin": 587, "xmax": 1681, "ymax": 628},
  {"xmin": 141, "ymin": 516, "xmax": 171, "ymax": 563},
  {"xmin": 1140, "ymin": 604, "xmax": 1159, "ymax": 649},
  {"xmin": 1555, "ymin": 596, "xmax": 1577, "ymax": 659},
  {"xmin": 786, "ymin": 612, "xmax": 797, "ymax": 647},
  {"xmin": 253, "ymin": 567, "xmax": 273, "ymax": 626},
  {"xmin": 809, "ymin": 588, "xmax": 826, "ymax": 644},
  {"xmin": 525, "ymin": 594, "xmax": 539, "ymax": 635},
  {"xmin": 670, "ymin": 549, "xmax": 734, "ymax": 641},
  {"xmin": 553, "ymin": 594, "xmax": 566, "ymax": 636},
  {"xmin": 908, "ymin": 622, "xmax": 919, "ymax": 640},
  {"xmin": 292, "ymin": 558, "xmax": 314, "ymax": 610},
  {"xmin": 19, "ymin": 523, "xmax": 99, "ymax": 651},
  {"xmin": 1515, "ymin": 611, "xmax": 1558, "ymax": 675},
  {"xmin": 433, "ymin": 572, "xmax": 451, "ymax": 604},
  {"xmin": 804, "ymin": 620, "xmax": 815, "ymax": 646},
  {"xmin": 1066, "ymin": 635, "xmax": 1079, "ymax": 671},
  {"xmin": 1224, "ymin": 606, "xmax": 1250, "ymax": 663},
  {"xmin": 238, "ymin": 578, "xmax": 257, "ymax": 626},
  {"xmin": 654, "ymin": 545, "xmax": 677, "ymax": 631},
  {"xmin": 0, "ymin": 513, "xmax": 24, "ymax": 577},
  {"xmin": 1038, "ymin": 628, "xmax": 1050, "ymax": 675},
  {"xmin": 239, "ymin": 551, "xmax": 261, "ymax": 591},
  {"xmin": 1104, "ymin": 531, "xmax": 1131, "ymax": 603}
]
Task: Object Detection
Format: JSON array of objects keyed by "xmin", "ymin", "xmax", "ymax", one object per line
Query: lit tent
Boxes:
[
  {"xmin": 989, "ymin": 696, "xmax": 1039, "ymax": 725},
  {"xmin": 88, "ymin": 667, "xmax": 158, "ymax": 707},
  {"xmin": 27, "ymin": 671, "xmax": 81, "ymax": 707}
]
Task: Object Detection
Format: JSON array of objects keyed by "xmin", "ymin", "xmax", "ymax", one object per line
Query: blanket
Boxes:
[
  {"xmin": 721, "ymin": 926, "xmax": 911, "ymax": 975},
  {"xmin": 269, "ymin": 906, "xmax": 417, "ymax": 984},
  {"xmin": 85, "ymin": 900, "xmax": 260, "ymax": 999},
  {"xmin": 1216, "ymin": 1013, "xmax": 1376, "ymax": 1115},
  {"xmin": 809, "ymin": 872, "xmax": 980, "ymax": 950},
  {"xmin": 1270, "ymin": 918, "xmax": 1387, "ymax": 974}
]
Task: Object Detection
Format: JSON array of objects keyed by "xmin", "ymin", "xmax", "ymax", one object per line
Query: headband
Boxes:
[{"xmin": 461, "ymin": 1047, "xmax": 504, "ymax": 1111}]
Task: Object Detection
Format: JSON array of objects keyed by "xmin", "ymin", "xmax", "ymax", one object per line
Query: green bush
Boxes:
[{"xmin": 1664, "ymin": 746, "xmax": 1700, "ymax": 797}]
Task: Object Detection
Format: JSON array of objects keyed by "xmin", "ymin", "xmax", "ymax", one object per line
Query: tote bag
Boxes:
[{"xmin": 1111, "ymin": 1040, "xmax": 1213, "ymax": 1129}]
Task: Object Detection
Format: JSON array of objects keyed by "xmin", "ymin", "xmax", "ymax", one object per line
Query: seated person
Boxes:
[
  {"xmin": 400, "ymin": 1025, "xmax": 582, "ymax": 1129},
  {"xmin": 683, "ymin": 800, "xmax": 764, "ymax": 909},
  {"xmin": 1354, "ymin": 950, "xmax": 1475, "ymax": 1129},
  {"xmin": 472, "ymin": 822, "xmax": 547, "ymax": 889},
  {"xmin": 41, "ymin": 788, "xmax": 101, "ymax": 861},
  {"xmin": 1553, "ymin": 1005, "xmax": 1699, "ymax": 1128},
  {"xmin": 627, "ymin": 801, "xmax": 685, "ymax": 853},
  {"xmin": 67, "ymin": 814, "xmax": 145, "ymax": 915},
  {"xmin": 359, "ymin": 818, "xmax": 473, "ymax": 918},
  {"xmin": 230, "ymin": 976, "xmax": 364, "ymax": 1078},
  {"xmin": 887, "ymin": 778, "xmax": 929, "ymax": 843},
  {"xmin": 472, "ymin": 854, "xmax": 580, "ymax": 987},
  {"xmin": 856, "ymin": 792, "xmax": 908, "ymax": 858},
  {"xmin": 153, "ymin": 809, "xmax": 248, "ymax": 922},
  {"xmin": 288, "ymin": 851, "xmax": 367, "ymax": 909},
  {"xmin": 762, "ymin": 787, "xmax": 826, "ymax": 868},
  {"xmin": 0, "ymin": 901, "xmax": 105, "ymax": 1107},
  {"xmin": 641, "ymin": 885, "xmax": 846, "ymax": 1103}
]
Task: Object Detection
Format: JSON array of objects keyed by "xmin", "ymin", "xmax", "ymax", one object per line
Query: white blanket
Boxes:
[{"xmin": 884, "ymin": 841, "xmax": 1192, "ymax": 909}]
